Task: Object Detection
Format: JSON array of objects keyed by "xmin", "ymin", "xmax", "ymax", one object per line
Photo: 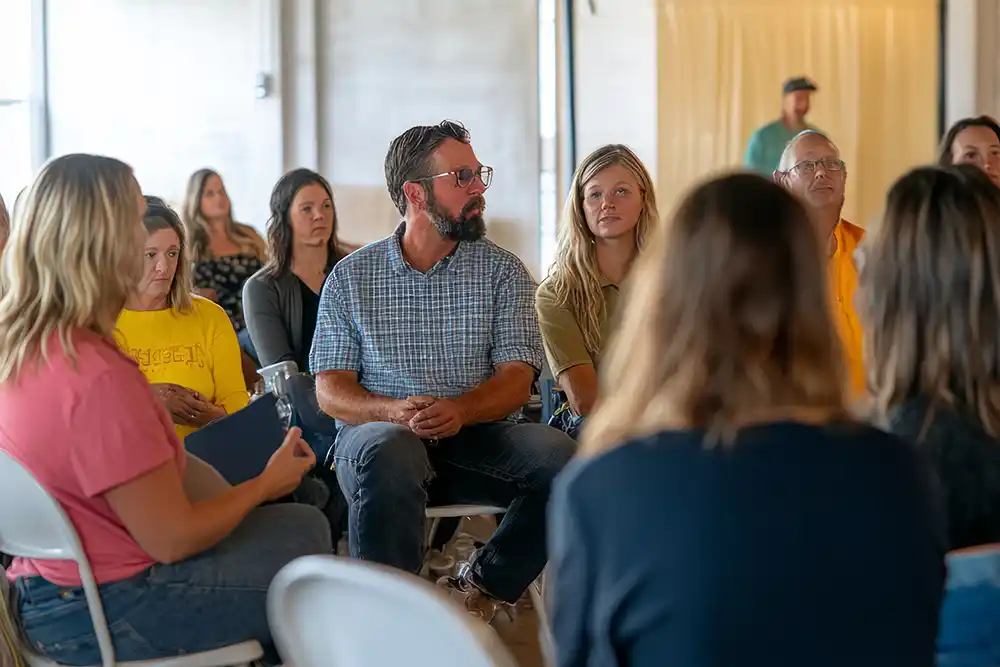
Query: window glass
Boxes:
[{"xmin": 0, "ymin": 0, "xmax": 35, "ymax": 205}]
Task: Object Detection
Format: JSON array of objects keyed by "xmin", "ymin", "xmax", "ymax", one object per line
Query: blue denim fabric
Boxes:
[
  {"xmin": 938, "ymin": 547, "xmax": 1000, "ymax": 667},
  {"xmin": 14, "ymin": 504, "xmax": 331, "ymax": 666},
  {"xmin": 332, "ymin": 420, "xmax": 575, "ymax": 603},
  {"xmin": 286, "ymin": 373, "xmax": 338, "ymax": 462}
]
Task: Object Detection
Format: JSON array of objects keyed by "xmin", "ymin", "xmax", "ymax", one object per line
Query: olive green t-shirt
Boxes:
[{"xmin": 535, "ymin": 276, "xmax": 621, "ymax": 378}]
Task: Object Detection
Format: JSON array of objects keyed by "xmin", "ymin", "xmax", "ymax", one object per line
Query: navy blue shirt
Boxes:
[{"xmin": 548, "ymin": 421, "xmax": 946, "ymax": 667}]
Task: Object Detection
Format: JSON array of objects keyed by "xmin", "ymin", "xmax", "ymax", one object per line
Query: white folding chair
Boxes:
[
  {"xmin": 423, "ymin": 505, "xmax": 549, "ymax": 652},
  {"xmin": 424, "ymin": 504, "xmax": 505, "ymax": 554},
  {"xmin": 267, "ymin": 554, "xmax": 517, "ymax": 667},
  {"xmin": 0, "ymin": 451, "xmax": 262, "ymax": 667}
]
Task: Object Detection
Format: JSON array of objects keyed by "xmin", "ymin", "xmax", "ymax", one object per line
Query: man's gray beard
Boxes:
[{"xmin": 427, "ymin": 199, "xmax": 486, "ymax": 242}]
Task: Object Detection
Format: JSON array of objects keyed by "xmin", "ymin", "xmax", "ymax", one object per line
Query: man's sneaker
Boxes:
[
  {"xmin": 435, "ymin": 562, "xmax": 512, "ymax": 624},
  {"xmin": 426, "ymin": 548, "xmax": 456, "ymax": 579}
]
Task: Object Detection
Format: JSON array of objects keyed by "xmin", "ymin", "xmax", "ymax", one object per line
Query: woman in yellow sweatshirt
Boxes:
[{"xmin": 115, "ymin": 197, "xmax": 249, "ymax": 441}]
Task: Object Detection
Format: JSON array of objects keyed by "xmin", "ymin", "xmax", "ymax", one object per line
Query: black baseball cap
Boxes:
[{"xmin": 783, "ymin": 77, "xmax": 818, "ymax": 95}]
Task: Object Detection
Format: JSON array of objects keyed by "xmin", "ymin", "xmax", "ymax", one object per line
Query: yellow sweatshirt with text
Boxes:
[{"xmin": 115, "ymin": 296, "xmax": 249, "ymax": 441}]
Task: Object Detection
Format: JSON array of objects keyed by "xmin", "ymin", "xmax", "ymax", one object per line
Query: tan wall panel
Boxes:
[{"xmin": 657, "ymin": 0, "xmax": 939, "ymax": 230}]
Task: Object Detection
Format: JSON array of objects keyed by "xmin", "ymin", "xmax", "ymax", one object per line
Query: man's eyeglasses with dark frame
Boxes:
[{"xmin": 410, "ymin": 166, "xmax": 494, "ymax": 190}]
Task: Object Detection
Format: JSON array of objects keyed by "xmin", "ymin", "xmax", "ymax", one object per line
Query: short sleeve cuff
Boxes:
[
  {"xmin": 549, "ymin": 357, "xmax": 595, "ymax": 378},
  {"xmin": 309, "ymin": 347, "xmax": 362, "ymax": 375},
  {"xmin": 491, "ymin": 346, "xmax": 543, "ymax": 372}
]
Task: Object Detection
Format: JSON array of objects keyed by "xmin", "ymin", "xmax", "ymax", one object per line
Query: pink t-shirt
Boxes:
[{"xmin": 0, "ymin": 329, "xmax": 186, "ymax": 586}]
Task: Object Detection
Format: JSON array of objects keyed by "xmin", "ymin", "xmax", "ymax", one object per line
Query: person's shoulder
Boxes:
[
  {"xmin": 234, "ymin": 222, "xmax": 264, "ymax": 242},
  {"xmin": 560, "ymin": 429, "xmax": 699, "ymax": 496},
  {"xmin": 840, "ymin": 218, "xmax": 866, "ymax": 243},
  {"xmin": 473, "ymin": 238, "xmax": 534, "ymax": 278},
  {"xmin": 826, "ymin": 420, "xmax": 901, "ymax": 444},
  {"xmin": 535, "ymin": 274, "xmax": 561, "ymax": 304},
  {"xmin": 535, "ymin": 274, "xmax": 572, "ymax": 320},
  {"xmin": 45, "ymin": 331, "xmax": 148, "ymax": 398},
  {"xmin": 234, "ymin": 223, "xmax": 267, "ymax": 258},
  {"xmin": 822, "ymin": 420, "xmax": 931, "ymax": 468},
  {"xmin": 890, "ymin": 398, "xmax": 999, "ymax": 454},
  {"xmin": 750, "ymin": 119, "xmax": 783, "ymax": 138},
  {"xmin": 243, "ymin": 265, "xmax": 272, "ymax": 290},
  {"xmin": 73, "ymin": 330, "xmax": 137, "ymax": 375},
  {"xmin": 190, "ymin": 294, "xmax": 231, "ymax": 323},
  {"xmin": 243, "ymin": 265, "xmax": 288, "ymax": 296},
  {"xmin": 332, "ymin": 235, "xmax": 393, "ymax": 275}
]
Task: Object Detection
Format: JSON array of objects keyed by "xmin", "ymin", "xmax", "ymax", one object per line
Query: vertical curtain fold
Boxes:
[{"xmin": 657, "ymin": 0, "xmax": 939, "ymax": 228}]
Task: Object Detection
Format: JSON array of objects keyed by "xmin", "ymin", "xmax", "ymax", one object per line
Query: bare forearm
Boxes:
[
  {"xmin": 165, "ymin": 478, "xmax": 267, "ymax": 562},
  {"xmin": 565, "ymin": 389, "xmax": 596, "ymax": 417},
  {"xmin": 559, "ymin": 365, "xmax": 599, "ymax": 417},
  {"xmin": 316, "ymin": 374, "xmax": 397, "ymax": 425},
  {"xmin": 455, "ymin": 370, "xmax": 533, "ymax": 425}
]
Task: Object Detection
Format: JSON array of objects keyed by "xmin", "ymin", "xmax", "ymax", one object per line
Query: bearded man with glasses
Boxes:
[
  {"xmin": 774, "ymin": 130, "xmax": 865, "ymax": 397},
  {"xmin": 309, "ymin": 119, "xmax": 575, "ymax": 622}
]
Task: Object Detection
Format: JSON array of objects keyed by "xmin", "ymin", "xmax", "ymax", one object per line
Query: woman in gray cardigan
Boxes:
[{"xmin": 243, "ymin": 168, "xmax": 355, "ymax": 460}]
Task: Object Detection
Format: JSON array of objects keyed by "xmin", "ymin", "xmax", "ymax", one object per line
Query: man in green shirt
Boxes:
[{"xmin": 744, "ymin": 77, "xmax": 819, "ymax": 175}]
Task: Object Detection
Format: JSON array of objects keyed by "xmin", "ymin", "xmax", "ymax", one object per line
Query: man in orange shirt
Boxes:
[{"xmin": 774, "ymin": 130, "xmax": 865, "ymax": 396}]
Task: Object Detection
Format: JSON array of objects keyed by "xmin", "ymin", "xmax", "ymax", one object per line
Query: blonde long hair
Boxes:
[
  {"xmin": 0, "ymin": 154, "xmax": 142, "ymax": 383},
  {"xmin": 182, "ymin": 168, "xmax": 263, "ymax": 262},
  {"xmin": 0, "ymin": 192, "xmax": 8, "ymax": 251},
  {"xmin": 860, "ymin": 164, "xmax": 1000, "ymax": 436},
  {"xmin": 544, "ymin": 145, "xmax": 657, "ymax": 357},
  {"xmin": 583, "ymin": 172, "xmax": 847, "ymax": 455}
]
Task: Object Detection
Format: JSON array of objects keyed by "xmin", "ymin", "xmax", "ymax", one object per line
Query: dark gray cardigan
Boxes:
[{"xmin": 242, "ymin": 267, "xmax": 310, "ymax": 370}]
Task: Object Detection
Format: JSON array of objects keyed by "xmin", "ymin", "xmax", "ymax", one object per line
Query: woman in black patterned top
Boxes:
[{"xmin": 182, "ymin": 168, "xmax": 267, "ymax": 333}]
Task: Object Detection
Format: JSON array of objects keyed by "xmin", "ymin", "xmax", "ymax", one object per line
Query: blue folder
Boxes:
[{"xmin": 184, "ymin": 393, "xmax": 286, "ymax": 485}]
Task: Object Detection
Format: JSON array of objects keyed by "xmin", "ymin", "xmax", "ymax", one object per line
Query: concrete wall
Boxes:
[
  {"xmin": 316, "ymin": 0, "xmax": 542, "ymax": 275},
  {"xmin": 45, "ymin": 0, "xmax": 284, "ymax": 229},
  {"xmin": 32, "ymin": 0, "xmax": 997, "ymax": 267},
  {"xmin": 571, "ymin": 0, "xmax": 658, "ymax": 182},
  {"xmin": 42, "ymin": 0, "xmax": 544, "ymax": 274},
  {"xmin": 945, "ymin": 0, "xmax": 1000, "ymax": 130}
]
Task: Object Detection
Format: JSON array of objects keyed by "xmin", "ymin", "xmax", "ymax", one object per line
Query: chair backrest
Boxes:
[
  {"xmin": 0, "ymin": 451, "xmax": 84, "ymax": 563},
  {"xmin": 0, "ymin": 451, "xmax": 116, "ymax": 667},
  {"xmin": 268, "ymin": 555, "xmax": 518, "ymax": 667}
]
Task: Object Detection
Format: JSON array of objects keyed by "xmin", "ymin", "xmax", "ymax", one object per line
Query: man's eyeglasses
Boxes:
[
  {"xmin": 412, "ymin": 166, "xmax": 494, "ymax": 190},
  {"xmin": 789, "ymin": 158, "xmax": 846, "ymax": 175}
]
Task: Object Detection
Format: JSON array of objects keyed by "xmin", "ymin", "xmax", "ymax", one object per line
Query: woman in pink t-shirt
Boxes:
[{"xmin": 0, "ymin": 154, "xmax": 332, "ymax": 666}]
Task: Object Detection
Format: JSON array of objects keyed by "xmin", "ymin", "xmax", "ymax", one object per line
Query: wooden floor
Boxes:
[
  {"xmin": 455, "ymin": 516, "xmax": 546, "ymax": 667},
  {"xmin": 493, "ymin": 599, "xmax": 544, "ymax": 666}
]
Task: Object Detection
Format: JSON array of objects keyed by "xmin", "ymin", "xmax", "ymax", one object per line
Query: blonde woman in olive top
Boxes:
[
  {"xmin": 536, "ymin": 145, "xmax": 658, "ymax": 437},
  {"xmin": 115, "ymin": 199, "xmax": 248, "ymax": 441}
]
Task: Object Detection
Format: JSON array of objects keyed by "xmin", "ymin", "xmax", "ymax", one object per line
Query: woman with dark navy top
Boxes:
[{"xmin": 547, "ymin": 172, "xmax": 946, "ymax": 667}]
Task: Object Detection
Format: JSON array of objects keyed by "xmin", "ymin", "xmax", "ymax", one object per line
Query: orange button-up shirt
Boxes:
[{"xmin": 829, "ymin": 219, "xmax": 865, "ymax": 396}]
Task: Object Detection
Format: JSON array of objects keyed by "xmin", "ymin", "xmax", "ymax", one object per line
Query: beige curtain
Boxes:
[{"xmin": 656, "ymin": 0, "xmax": 939, "ymax": 228}]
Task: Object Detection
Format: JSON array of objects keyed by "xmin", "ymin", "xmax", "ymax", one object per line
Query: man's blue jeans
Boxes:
[
  {"xmin": 13, "ymin": 504, "xmax": 332, "ymax": 666},
  {"xmin": 333, "ymin": 420, "xmax": 575, "ymax": 603}
]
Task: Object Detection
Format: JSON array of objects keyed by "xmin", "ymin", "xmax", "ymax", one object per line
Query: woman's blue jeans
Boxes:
[
  {"xmin": 937, "ymin": 546, "xmax": 1000, "ymax": 667},
  {"xmin": 13, "ymin": 504, "xmax": 332, "ymax": 666}
]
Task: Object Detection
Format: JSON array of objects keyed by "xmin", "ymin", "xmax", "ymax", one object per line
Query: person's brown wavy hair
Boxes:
[
  {"xmin": 937, "ymin": 116, "xmax": 1000, "ymax": 166},
  {"xmin": 859, "ymin": 164, "xmax": 1000, "ymax": 437},
  {"xmin": 583, "ymin": 172, "xmax": 847, "ymax": 454},
  {"xmin": 263, "ymin": 168, "xmax": 347, "ymax": 278}
]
